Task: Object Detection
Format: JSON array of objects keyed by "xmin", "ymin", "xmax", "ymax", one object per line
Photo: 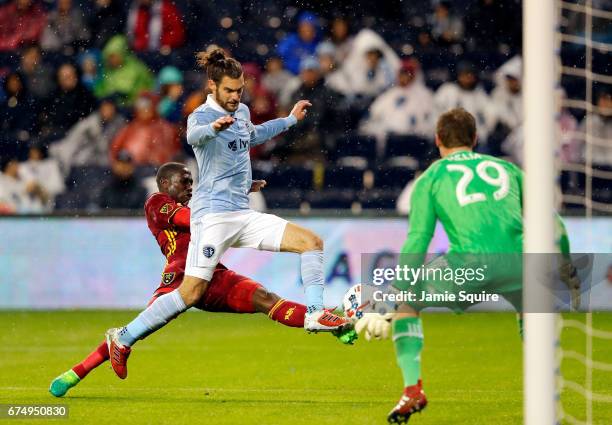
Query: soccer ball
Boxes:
[
  {"xmin": 343, "ymin": 283, "xmax": 397, "ymax": 322},
  {"xmin": 343, "ymin": 284, "xmax": 394, "ymax": 341},
  {"xmin": 343, "ymin": 284, "xmax": 367, "ymax": 322}
]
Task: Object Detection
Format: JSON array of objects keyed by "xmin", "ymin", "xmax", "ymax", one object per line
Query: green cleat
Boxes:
[
  {"xmin": 49, "ymin": 370, "xmax": 80, "ymax": 397},
  {"xmin": 333, "ymin": 326, "xmax": 359, "ymax": 345}
]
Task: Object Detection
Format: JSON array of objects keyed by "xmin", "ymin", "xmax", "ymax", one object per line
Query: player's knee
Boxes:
[
  {"xmin": 396, "ymin": 304, "xmax": 419, "ymax": 318},
  {"xmin": 179, "ymin": 289, "xmax": 199, "ymax": 307},
  {"xmin": 179, "ymin": 277, "xmax": 208, "ymax": 306},
  {"xmin": 304, "ymin": 233, "xmax": 324, "ymax": 252},
  {"xmin": 252, "ymin": 287, "xmax": 279, "ymax": 313}
]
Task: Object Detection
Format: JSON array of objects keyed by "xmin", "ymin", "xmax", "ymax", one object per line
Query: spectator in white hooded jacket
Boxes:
[
  {"xmin": 360, "ymin": 57, "xmax": 434, "ymax": 154},
  {"xmin": 491, "ymin": 55, "xmax": 522, "ymax": 131},
  {"xmin": 18, "ymin": 144, "xmax": 64, "ymax": 208},
  {"xmin": 326, "ymin": 29, "xmax": 399, "ymax": 100},
  {"xmin": 0, "ymin": 158, "xmax": 47, "ymax": 214},
  {"xmin": 434, "ymin": 61, "xmax": 495, "ymax": 143}
]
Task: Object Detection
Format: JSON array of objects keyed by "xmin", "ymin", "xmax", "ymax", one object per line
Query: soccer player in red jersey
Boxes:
[{"xmin": 49, "ymin": 162, "xmax": 356, "ymax": 397}]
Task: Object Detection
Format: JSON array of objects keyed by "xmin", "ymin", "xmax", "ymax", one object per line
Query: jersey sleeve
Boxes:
[
  {"xmin": 556, "ymin": 216, "xmax": 571, "ymax": 255},
  {"xmin": 399, "ymin": 172, "xmax": 438, "ymax": 269},
  {"xmin": 172, "ymin": 207, "xmax": 190, "ymax": 229},
  {"xmin": 248, "ymin": 105, "xmax": 297, "ymax": 146},
  {"xmin": 145, "ymin": 193, "xmax": 183, "ymax": 230},
  {"xmin": 187, "ymin": 111, "xmax": 218, "ymax": 146}
]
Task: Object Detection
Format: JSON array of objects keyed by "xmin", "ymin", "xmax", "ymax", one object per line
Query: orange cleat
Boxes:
[
  {"xmin": 304, "ymin": 309, "xmax": 350, "ymax": 332},
  {"xmin": 105, "ymin": 328, "xmax": 132, "ymax": 379}
]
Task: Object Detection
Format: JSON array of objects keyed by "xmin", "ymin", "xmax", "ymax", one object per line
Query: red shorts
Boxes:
[{"xmin": 148, "ymin": 268, "xmax": 263, "ymax": 313}]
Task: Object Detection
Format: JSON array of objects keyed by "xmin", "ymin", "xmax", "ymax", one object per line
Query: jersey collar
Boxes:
[
  {"xmin": 447, "ymin": 149, "xmax": 473, "ymax": 158},
  {"xmin": 205, "ymin": 94, "xmax": 234, "ymax": 115}
]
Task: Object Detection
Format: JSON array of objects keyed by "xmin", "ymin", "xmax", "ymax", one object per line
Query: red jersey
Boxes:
[
  {"xmin": 143, "ymin": 192, "xmax": 261, "ymax": 313},
  {"xmin": 144, "ymin": 192, "xmax": 190, "ymax": 287},
  {"xmin": 144, "ymin": 192, "xmax": 228, "ymax": 292}
]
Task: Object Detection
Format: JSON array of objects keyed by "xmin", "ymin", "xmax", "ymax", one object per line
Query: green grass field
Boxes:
[{"xmin": 1, "ymin": 311, "xmax": 611, "ymax": 424}]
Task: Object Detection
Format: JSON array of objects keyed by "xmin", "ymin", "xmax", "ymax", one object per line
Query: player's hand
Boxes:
[
  {"xmin": 249, "ymin": 179, "xmax": 267, "ymax": 193},
  {"xmin": 559, "ymin": 258, "xmax": 581, "ymax": 310},
  {"xmin": 559, "ymin": 258, "xmax": 580, "ymax": 290},
  {"xmin": 211, "ymin": 115, "xmax": 235, "ymax": 132},
  {"xmin": 289, "ymin": 100, "xmax": 312, "ymax": 122},
  {"xmin": 355, "ymin": 313, "xmax": 393, "ymax": 341}
]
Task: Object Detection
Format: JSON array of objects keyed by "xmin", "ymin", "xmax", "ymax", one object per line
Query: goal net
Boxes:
[{"xmin": 524, "ymin": 1, "xmax": 612, "ymax": 424}]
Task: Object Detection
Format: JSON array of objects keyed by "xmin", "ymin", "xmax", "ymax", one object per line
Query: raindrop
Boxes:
[
  {"xmin": 268, "ymin": 17, "xmax": 281, "ymax": 28},
  {"xmin": 256, "ymin": 44, "xmax": 269, "ymax": 56},
  {"xmin": 227, "ymin": 31, "xmax": 239, "ymax": 43},
  {"xmin": 285, "ymin": 7, "xmax": 298, "ymax": 19},
  {"xmin": 220, "ymin": 17, "xmax": 233, "ymax": 29},
  {"xmin": 401, "ymin": 44, "xmax": 414, "ymax": 56}
]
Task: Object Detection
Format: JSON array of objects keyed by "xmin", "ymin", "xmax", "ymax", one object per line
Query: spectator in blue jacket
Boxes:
[
  {"xmin": 277, "ymin": 11, "xmax": 320, "ymax": 75},
  {"xmin": 157, "ymin": 66, "xmax": 184, "ymax": 124}
]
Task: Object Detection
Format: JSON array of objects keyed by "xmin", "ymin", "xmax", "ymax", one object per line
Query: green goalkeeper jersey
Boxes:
[
  {"xmin": 395, "ymin": 149, "xmax": 571, "ymax": 308},
  {"xmin": 403, "ymin": 150, "xmax": 523, "ymax": 257},
  {"xmin": 401, "ymin": 150, "xmax": 570, "ymax": 261}
]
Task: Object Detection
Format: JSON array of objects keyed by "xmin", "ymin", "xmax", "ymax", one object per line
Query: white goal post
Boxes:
[{"xmin": 523, "ymin": 0, "xmax": 558, "ymax": 424}]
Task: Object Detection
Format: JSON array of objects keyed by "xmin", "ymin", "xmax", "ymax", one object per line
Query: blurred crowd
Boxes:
[{"xmin": 0, "ymin": 0, "xmax": 610, "ymax": 214}]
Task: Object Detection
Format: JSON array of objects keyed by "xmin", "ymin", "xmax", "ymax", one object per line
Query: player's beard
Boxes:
[{"xmin": 216, "ymin": 88, "xmax": 239, "ymax": 112}]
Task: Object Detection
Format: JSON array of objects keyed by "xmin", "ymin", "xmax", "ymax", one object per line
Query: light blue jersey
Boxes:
[{"xmin": 186, "ymin": 95, "xmax": 297, "ymax": 218}]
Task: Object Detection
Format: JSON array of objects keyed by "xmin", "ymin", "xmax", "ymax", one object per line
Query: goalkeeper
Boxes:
[{"xmin": 359, "ymin": 108, "xmax": 576, "ymax": 424}]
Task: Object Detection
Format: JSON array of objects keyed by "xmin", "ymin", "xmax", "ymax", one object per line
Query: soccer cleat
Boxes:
[
  {"xmin": 332, "ymin": 326, "xmax": 358, "ymax": 345},
  {"xmin": 387, "ymin": 383, "xmax": 428, "ymax": 424},
  {"xmin": 304, "ymin": 309, "xmax": 349, "ymax": 332},
  {"xmin": 49, "ymin": 369, "xmax": 80, "ymax": 397},
  {"xmin": 106, "ymin": 328, "xmax": 131, "ymax": 379}
]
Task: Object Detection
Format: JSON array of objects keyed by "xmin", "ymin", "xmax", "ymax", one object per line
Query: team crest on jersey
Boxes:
[
  {"xmin": 162, "ymin": 272, "xmax": 176, "ymax": 285},
  {"xmin": 227, "ymin": 140, "xmax": 237, "ymax": 151},
  {"xmin": 203, "ymin": 245, "xmax": 216, "ymax": 258},
  {"xmin": 159, "ymin": 203, "xmax": 173, "ymax": 214}
]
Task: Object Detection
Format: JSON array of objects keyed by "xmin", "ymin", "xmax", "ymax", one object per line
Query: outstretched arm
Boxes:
[
  {"xmin": 250, "ymin": 100, "xmax": 311, "ymax": 146},
  {"xmin": 187, "ymin": 113, "xmax": 235, "ymax": 146}
]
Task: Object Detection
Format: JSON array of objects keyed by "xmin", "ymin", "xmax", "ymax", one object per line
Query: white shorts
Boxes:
[{"xmin": 185, "ymin": 210, "xmax": 288, "ymax": 281}]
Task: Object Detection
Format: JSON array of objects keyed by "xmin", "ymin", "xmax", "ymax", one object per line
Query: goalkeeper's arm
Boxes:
[
  {"xmin": 355, "ymin": 175, "xmax": 436, "ymax": 340},
  {"xmin": 395, "ymin": 174, "xmax": 437, "ymax": 291}
]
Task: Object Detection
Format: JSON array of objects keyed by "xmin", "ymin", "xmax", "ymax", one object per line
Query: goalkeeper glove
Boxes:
[
  {"xmin": 559, "ymin": 258, "xmax": 580, "ymax": 310},
  {"xmin": 355, "ymin": 313, "xmax": 394, "ymax": 341}
]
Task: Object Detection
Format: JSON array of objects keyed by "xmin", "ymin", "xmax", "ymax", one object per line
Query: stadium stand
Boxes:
[{"xmin": 0, "ymin": 0, "xmax": 608, "ymax": 214}]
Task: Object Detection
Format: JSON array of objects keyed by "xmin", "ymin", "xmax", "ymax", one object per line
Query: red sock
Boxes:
[
  {"xmin": 72, "ymin": 341, "xmax": 109, "ymax": 379},
  {"xmin": 268, "ymin": 299, "xmax": 306, "ymax": 328}
]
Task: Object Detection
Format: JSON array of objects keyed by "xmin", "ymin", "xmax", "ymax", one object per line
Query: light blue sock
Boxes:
[
  {"xmin": 118, "ymin": 290, "xmax": 186, "ymax": 347},
  {"xmin": 301, "ymin": 250, "xmax": 324, "ymax": 313}
]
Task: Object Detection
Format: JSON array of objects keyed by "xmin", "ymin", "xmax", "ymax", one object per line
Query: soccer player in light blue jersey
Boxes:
[{"xmin": 105, "ymin": 48, "xmax": 350, "ymax": 379}]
